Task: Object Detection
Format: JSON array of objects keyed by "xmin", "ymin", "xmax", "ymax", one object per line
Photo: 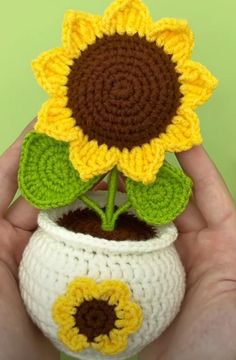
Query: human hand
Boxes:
[
  {"xmin": 139, "ymin": 145, "xmax": 236, "ymax": 360},
  {"xmin": 0, "ymin": 121, "xmax": 59, "ymax": 360}
]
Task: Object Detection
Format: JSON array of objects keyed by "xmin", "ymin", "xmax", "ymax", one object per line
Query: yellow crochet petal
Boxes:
[
  {"xmin": 179, "ymin": 60, "xmax": 218, "ymax": 109},
  {"xmin": 62, "ymin": 10, "xmax": 103, "ymax": 58},
  {"xmin": 160, "ymin": 106, "xmax": 202, "ymax": 152},
  {"xmin": 67, "ymin": 277, "xmax": 99, "ymax": 302},
  {"xmin": 115, "ymin": 302, "xmax": 143, "ymax": 333},
  {"xmin": 118, "ymin": 139, "xmax": 165, "ymax": 185},
  {"xmin": 32, "ymin": 48, "xmax": 73, "ymax": 96},
  {"xmin": 92, "ymin": 333, "xmax": 128, "ymax": 355},
  {"xmin": 58, "ymin": 326, "xmax": 89, "ymax": 352},
  {"xmin": 147, "ymin": 18, "xmax": 194, "ymax": 64},
  {"xmin": 102, "ymin": 0, "xmax": 152, "ymax": 36},
  {"xmin": 70, "ymin": 137, "xmax": 119, "ymax": 181},
  {"xmin": 96, "ymin": 280, "xmax": 131, "ymax": 305},
  {"xmin": 35, "ymin": 97, "xmax": 81, "ymax": 142},
  {"xmin": 52, "ymin": 296, "xmax": 77, "ymax": 326}
]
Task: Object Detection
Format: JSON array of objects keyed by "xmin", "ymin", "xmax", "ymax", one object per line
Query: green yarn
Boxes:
[
  {"xmin": 103, "ymin": 167, "xmax": 119, "ymax": 231},
  {"xmin": 112, "ymin": 199, "xmax": 131, "ymax": 224},
  {"xmin": 126, "ymin": 161, "xmax": 193, "ymax": 225},
  {"xmin": 80, "ymin": 169, "xmax": 131, "ymax": 231},
  {"xmin": 79, "ymin": 193, "xmax": 106, "ymax": 223},
  {"xmin": 19, "ymin": 132, "xmax": 192, "ymax": 226},
  {"xmin": 18, "ymin": 132, "xmax": 101, "ymax": 209},
  {"xmin": 101, "ymin": 167, "xmax": 132, "ymax": 231}
]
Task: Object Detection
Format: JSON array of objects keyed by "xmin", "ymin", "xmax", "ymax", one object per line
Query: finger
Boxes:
[
  {"xmin": 13, "ymin": 228, "xmax": 32, "ymax": 272},
  {"xmin": 5, "ymin": 196, "xmax": 38, "ymax": 232},
  {"xmin": 176, "ymin": 145, "xmax": 236, "ymax": 228},
  {"xmin": 0, "ymin": 118, "xmax": 37, "ymax": 215},
  {"xmin": 174, "ymin": 196, "xmax": 207, "ymax": 233}
]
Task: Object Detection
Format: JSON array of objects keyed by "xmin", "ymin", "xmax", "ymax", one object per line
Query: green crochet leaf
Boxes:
[
  {"xmin": 18, "ymin": 132, "xmax": 102, "ymax": 209},
  {"xmin": 126, "ymin": 161, "xmax": 193, "ymax": 225}
]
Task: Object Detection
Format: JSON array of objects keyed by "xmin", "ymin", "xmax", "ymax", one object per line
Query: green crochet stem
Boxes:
[
  {"xmin": 113, "ymin": 200, "xmax": 132, "ymax": 223},
  {"xmin": 104, "ymin": 167, "xmax": 119, "ymax": 229},
  {"xmin": 79, "ymin": 167, "xmax": 131, "ymax": 231},
  {"xmin": 79, "ymin": 194, "xmax": 106, "ymax": 223}
]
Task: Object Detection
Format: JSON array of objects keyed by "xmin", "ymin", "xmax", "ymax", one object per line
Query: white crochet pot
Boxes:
[{"xmin": 19, "ymin": 192, "xmax": 185, "ymax": 360}]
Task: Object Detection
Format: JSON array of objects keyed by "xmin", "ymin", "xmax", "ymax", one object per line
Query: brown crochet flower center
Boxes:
[
  {"xmin": 67, "ymin": 33, "xmax": 182, "ymax": 150},
  {"xmin": 74, "ymin": 299, "xmax": 117, "ymax": 342}
]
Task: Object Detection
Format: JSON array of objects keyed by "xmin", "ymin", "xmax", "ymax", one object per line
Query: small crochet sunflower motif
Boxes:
[
  {"xmin": 18, "ymin": 0, "xmax": 217, "ymax": 359},
  {"xmin": 52, "ymin": 278, "xmax": 142, "ymax": 355}
]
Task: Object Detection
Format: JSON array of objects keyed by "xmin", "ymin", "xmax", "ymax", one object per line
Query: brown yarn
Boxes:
[
  {"xmin": 74, "ymin": 299, "xmax": 117, "ymax": 342},
  {"xmin": 67, "ymin": 33, "xmax": 182, "ymax": 150},
  {"xmin": 57, "ymin": 208, "xmax": 156, "ymax": 241}
]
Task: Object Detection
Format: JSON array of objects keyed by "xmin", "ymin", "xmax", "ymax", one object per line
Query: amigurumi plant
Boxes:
[{"xmin": 18, "ymin": 0, "xmax": 218, "ymax": 359}]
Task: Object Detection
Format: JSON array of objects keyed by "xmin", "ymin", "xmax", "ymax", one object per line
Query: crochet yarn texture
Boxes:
[
  {"xmin": 67, "ymin": 33, "xmax": 182, "ymax": 150},
  {"xmin": 52, "ymin": 277, "xmax": 143, "ymax": 355},
  {"xmin": 126, "ymin": 161, "xmax": 193, "ymax": 225},
  {"xmin": 19, "ymin": 192, "xmax": 185, "ymax": 360},
  {"xmin": 57, "ymin": 207, "xmax": 156, "ymax": 240},
  {"xmin": 18, "ymin": 0, "xmax": 218, "ymax": 358},
  {"xmin": 18, "ymin": 132, "xmax": 101, "ymax": 209},
  {"xmin": 32, "ymin": 0, "xmax": 218, "ymax": 184}
]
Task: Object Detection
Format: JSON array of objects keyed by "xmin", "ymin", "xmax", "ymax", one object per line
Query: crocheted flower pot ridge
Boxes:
[{"xmin": 17, "ymin": 0, "xmax": 218, "ymax": 359}]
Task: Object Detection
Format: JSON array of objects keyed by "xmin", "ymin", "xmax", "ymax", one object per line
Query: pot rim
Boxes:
[{"xmin": 38, "ymin": 191, "xmax": 178, "ymax": 254}]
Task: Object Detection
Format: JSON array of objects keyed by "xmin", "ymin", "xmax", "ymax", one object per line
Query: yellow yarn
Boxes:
[
  {"xmin": 69, "ymin": 138, "xmax": 120, "ymax": 181},
  {"xmin": 102, "ymin": 0, "xmax": 152, "ymax": 36},
  {"xmin": 32, "ymin": 0, "xmax": 218, "ymax": 185},
  {"xmin": 35, "ymin": 97, "xmax": 81, "ymax": 142},
  {"xmin": 32, "ymin": 48, "xmax": 73, "ymax": 96},
  {"xmin": 159, "ymin": 106, "xmax": 203, "ymax": 152},
  {"xmin": 147, "ymin": 18, "xmax": 194, "ymax": 64},
  {"xmin": 62, "ymin": 11, "xmax": 103, "ymax": 58},
  {"xmin": 52, "ymin": 277, "xmax": 143, "ymax": 355},
  {"xmin": 117, "ymin": 139, "xmax": 165, "ymax": 185}
]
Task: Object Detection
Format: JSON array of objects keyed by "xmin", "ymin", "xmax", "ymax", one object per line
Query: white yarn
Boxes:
[{"xmin": 19, "ymin": 192, "xmax": 186, "ymax": 360}]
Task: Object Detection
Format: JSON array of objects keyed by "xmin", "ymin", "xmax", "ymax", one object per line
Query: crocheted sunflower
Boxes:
[
  {"xmin": 32, "ymin": 0, "xmax": 217, "ymax": 185},
  {"xmin": 52, "ymin": 277, "xmax": 143, "ymax": 355}
]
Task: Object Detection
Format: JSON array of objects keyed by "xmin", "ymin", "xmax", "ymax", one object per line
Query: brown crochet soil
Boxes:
[{"xmin": 57, "ymin": 208, "xmax": 156, "ymax": 241}]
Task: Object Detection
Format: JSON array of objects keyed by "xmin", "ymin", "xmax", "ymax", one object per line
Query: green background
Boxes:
[{"xmin": 0, "ymin": 0, "xmax": 235, "ymax": 359}]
